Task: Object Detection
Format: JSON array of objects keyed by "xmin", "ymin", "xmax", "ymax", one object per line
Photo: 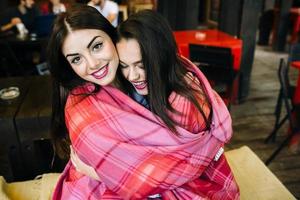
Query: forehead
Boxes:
[
  {"xmin": 62, "ymin": 29, "xmax": 110, "ymax": 54},
  {"xmin": 117, "ymin": 38, "xmax": 141, "ymax": 61},
  {"xmin": 24, "ymin": 0, "xmax": 34, "ymax": 3}
]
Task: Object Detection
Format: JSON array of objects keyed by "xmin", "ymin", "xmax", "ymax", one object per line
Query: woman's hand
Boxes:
[
  {"xmin": 70, "ymin": 146, "xmax": 101, "ymax": 181},
  {"xmin": 11, "ymin": 17, "xmax": 21, "ymax": 25}
]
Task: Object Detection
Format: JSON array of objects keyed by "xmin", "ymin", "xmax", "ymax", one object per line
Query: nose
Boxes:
[
  {"xmin": 86, "ymin": 54, "xmax": 100, "ymax": 71},
  {"xmin": 128, "ymin": 67, "xmax": 139, "ymax": 81}
]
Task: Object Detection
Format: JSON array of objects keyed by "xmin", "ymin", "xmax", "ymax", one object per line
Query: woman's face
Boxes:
[
  {"xmin": 62, "ymin": 29, "xmax": 119, "ymax": 87},
  {"xmin": 116, "ymin": 38, "xmax": 148, "ymax": 95},
  {"xmin": 50, "ymin": 0, "xmax": 60, "ymax": 4},
  {"xmin": 23, "ymin": 0, "xmax": 35, "ymax": 8}
]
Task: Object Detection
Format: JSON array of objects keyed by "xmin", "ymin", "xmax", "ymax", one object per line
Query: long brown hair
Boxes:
[
  {"xmin": 47, "ymin": 4, "xmax": 117, "ymax": 159},
  {"xmin": 117, "ymin": 10, "xmax": 212, "ymax": 134}
]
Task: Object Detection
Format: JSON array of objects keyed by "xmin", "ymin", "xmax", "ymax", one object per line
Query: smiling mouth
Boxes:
[
  {"xmin": 132, "ymin": 81, "xmax": 147, "ymax": 90},
  {"xmin": 91, "ymin": 64, "xmax": 109, "ymax": 79}
]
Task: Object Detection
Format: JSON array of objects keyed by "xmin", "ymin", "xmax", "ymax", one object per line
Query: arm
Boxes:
[
  {"xmin": 106, "ymin": 2, "xmax": 118, "ymax": 24},
  {"xmin": 1, "ymin": 17, "xmax": 21, "ymax": 32},
  {"xmin": 106, "ymin": 13, "xmax": 117, "ymax": 24},
  {"xmin": 70, "ymin": 145, "xmax": 101, "ymax": 181},
  {"xmin": 65, "ymin": 86, "xmax": 225, "ymax": 199}
]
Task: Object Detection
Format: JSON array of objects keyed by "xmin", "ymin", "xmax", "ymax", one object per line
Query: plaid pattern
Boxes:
[{"xmin": 52, "ymin": 58, "xmax": 239, "ymax": 199}]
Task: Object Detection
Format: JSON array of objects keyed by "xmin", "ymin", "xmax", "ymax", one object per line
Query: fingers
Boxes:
[
  {"xmin": 70, "ymin": 145, "xmax": 79, "ymax": 170},
  {"xmin": 11, "ymin": 17, "xmax": 21, "ymax": 25},
  {"xmin": 69, "ymin": 146, "xmax": 101, "ymax": 181}
]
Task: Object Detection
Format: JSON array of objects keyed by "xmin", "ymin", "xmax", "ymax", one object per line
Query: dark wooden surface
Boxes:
[
  {"xmin": 15, "ymin": 75, "xmax": 53, "ymax": 179},
  {"xmin": 227, "ymin": 45, "xmax": 300, "ymax": 198},
  {"xmin": 0, "ymin": 76, "xmax": 31, "ymax": 181},
  {"xmin": 0, "ymin": 75, "xmax": 53, "ymax": 181}
]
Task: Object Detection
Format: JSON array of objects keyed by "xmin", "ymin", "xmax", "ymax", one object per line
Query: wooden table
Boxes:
[
  {"xmin": 0, "ymin": 77, "xmax": 30, "ymax": 181},
  {"xmin": 173, "ymin": 29, "xmax": 242, "ymax": 71},
  {"xmin": 15, "ymin": 76, "xmax": 53, "ymax": 179},
  {"xmin": 0, "ymin": 75, "xmax": 53, "ymax": 181}
]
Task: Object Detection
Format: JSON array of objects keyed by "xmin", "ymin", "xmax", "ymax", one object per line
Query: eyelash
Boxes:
[
  {"xmin": 120, "ymin": 64, "xmax": 144, "ymax": 69},
  {"xmin": 92, "ymin": 42, "xmax": 103, "ymax": 51},
  {"xmin": 69, "ymin": 42, "xmax": 103, "ymax": 64},
  {"xmin": 137, "ymin": 64, "xmax": 144, "ymax": 69},
  {"xmin": 120, "ymin": 64, "xmax": 128, "ymax": 69},
  {"xmin": 71, "ymin": 56, "xmax": 81, "ymax": 64}
]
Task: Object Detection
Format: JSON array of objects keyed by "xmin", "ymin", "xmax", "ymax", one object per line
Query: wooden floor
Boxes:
[{"xmin": 227, "ymin": 45, "xmax": 300, "ymax": 198}]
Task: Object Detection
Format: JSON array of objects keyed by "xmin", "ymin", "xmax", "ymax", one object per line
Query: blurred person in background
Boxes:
[
  {"xmin": 0, "ymin": 0, "xmax": 39, "ymax": 33},
  {"xmin": 40, "ymin": 0, "xmax": 66, "ymax": 15},
  {"xmin": 87, "ymin": 0, "xmax": 118, "ymax": 27}
]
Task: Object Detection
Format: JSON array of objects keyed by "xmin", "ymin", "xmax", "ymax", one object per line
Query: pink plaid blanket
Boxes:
[{"xmin": 52, "ymin": 58, "xmax": 239, "ymax": 199}]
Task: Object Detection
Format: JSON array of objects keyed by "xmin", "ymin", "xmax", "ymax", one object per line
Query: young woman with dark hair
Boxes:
[
  {"xmin": 70, "ymin": 9, "xmax": 239, "ymax": 199},
  {"xmin": 116, "ymin": 9, "xmax": 211, "ymax": 134},
  {"xmin": 47, "ymin": 4, "xmax": 119, "ymax": 161}
]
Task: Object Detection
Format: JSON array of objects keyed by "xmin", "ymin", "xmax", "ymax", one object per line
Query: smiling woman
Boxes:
[
  {"xmin": 117, "ymin": 38, "xmax": 148, "ymax": 95},
  {"xmin": 62, "ymin": 30, "xmax": 119, "ymax": 87},
  {"xmin": 47, "ymin": 3, "xmax": 119, "ymax": 159}
]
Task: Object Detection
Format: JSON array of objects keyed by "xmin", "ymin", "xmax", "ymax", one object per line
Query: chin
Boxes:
[{"xmin": 135, "ymin": 89, "xmax": 148, "ymax": 96}]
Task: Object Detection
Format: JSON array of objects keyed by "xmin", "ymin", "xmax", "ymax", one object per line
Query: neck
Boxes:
[
  {"xmin": 100, "ymin": 0, "xmax": 105, "ymax": 9},
  {"xmin": 110, "ymin": 78, "xmax": 121, "ymax": 89}
]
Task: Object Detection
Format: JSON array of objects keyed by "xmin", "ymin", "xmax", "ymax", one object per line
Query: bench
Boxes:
[{"xmin": 225, "ymin": 146, "xmax": 296, "ymax": 200}]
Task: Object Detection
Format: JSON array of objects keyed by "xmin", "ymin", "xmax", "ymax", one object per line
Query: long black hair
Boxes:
[
  {"xmin": 47, "ymin": 4, "xmax": 117, "ymax": 159},
  {"xmin": 116, "ymin": 10, "xmax": 212, "ymax": 134}
]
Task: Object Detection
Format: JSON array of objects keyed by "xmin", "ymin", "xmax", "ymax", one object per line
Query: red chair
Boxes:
[{"xmin": 189, "ymin": 44, "xmax": 238, "ymax": 109}]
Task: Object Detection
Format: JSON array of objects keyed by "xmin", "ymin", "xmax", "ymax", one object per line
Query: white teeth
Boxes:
[
  {"xmin": 133, "ymin": 81, "xmax": 145, "ymax": 86},
  {"xmin": 93, "ymin": 66, "xmax": 107, "ymax": 76}
]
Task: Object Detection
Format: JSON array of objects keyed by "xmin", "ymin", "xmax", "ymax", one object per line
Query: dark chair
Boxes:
[
  {"xmin": 0, "ymin": 40, "xmax": 40, "ymax": 77},
  {"xmin": 33, "ymin": 14, "xmax": 56, "ymax": 37},
  {"xmin": 189, "ymin": 44, "xmax": 238, "ymax": 108},
  {"xmin": 265, "ymin": 58, "xmax": 297, "ymax": 165},
  {"xmin": 265, "ymin": 61, "xmax": 295, "ymax": 144},
  {"xmin": 264, "ymin": 44, "xmax": 300, "ymax": 144},
  {"xmin": 0, "ymin": 41, "xmax": 24, "ymax": 77}
]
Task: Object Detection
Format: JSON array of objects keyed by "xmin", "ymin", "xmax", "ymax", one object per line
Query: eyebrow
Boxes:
[
  {"xmin": 120, "ymin": 60, "xmax": 143, "ymax": 65},
  {"xmin": 87, "ymin": 36, "xmax": 101, "ymax": 48},
  {"xmin": 65, "ymin": 36, "xmax": 102, "ymax": 58},
  {"xmin": 66, "ymin": 53, "xmax": 79, "ymax": 59}
]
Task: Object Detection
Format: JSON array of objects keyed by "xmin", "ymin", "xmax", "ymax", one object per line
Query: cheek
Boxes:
[
  {"xmin": 139, "ymin": 69, "xmax": 147, "ymax": 79},
  {"xmin": 70, "ymin": 65, "xmax": 80, "ymax": 75},
  {"xmin": 106, "ymin": 44, "xmax": 118, "ymax": 59},
  {"xmin": 121, "ymin": 68, "xmax": 129, "ymax": 79},
  {"xmin": 70, "ymin": 63, "xmax": 85, "ymax": 76}
]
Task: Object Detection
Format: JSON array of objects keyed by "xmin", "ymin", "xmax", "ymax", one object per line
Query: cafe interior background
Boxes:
[{"xmin": 0, "ymin": 0, "xmax": 299, "ymax": 199}]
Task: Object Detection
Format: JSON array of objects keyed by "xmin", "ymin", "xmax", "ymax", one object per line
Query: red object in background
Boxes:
[
  {"xmin": 290, "ymin": 8, "xmax": 300, "ymax": 44},
  {"xmin": 173, "ymin": 29, "xmax": 242, "ymax": 71},
  {"xmin": 173, "ymin": 29, "xmax": 242, "ymax": 105},
  {"xmin": 291, "ymin": 61, "xmax": 300, "ymax": 104}
]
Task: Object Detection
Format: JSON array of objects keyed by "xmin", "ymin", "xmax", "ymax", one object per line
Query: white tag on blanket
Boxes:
[
  {"xmin": 148, "ymin": 194, "xmax": 162, "ymax": 199},
  {"xmin": 214, "ymin": 147, "xmax": 224, "ymax": 161}
]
